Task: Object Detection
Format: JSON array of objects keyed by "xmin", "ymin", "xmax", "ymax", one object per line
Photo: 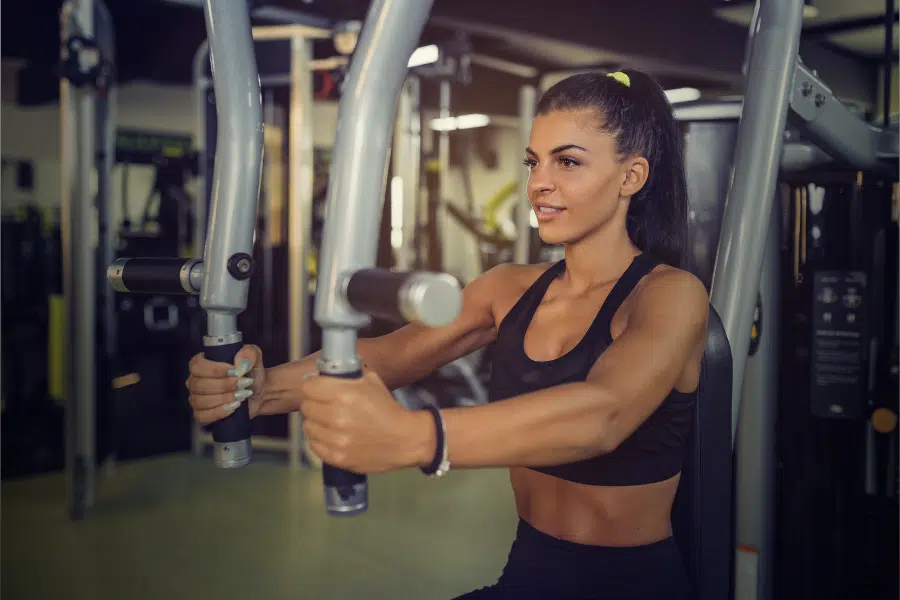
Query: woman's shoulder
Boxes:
[
  {"xmin": 466, "ymin": 261, "xmax": 559, "ymax": 322},
  {"xmin": 636, "ymin": 263, "xmax": 709, "ymax": 320}
]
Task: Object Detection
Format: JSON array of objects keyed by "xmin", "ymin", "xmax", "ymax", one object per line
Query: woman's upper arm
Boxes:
[
  {"xmin": 362, "ymin": 263, "xmax": 516, "ymax": 387},
  {"xmin": 583, "ymin": 270, "xmax": 709, "ymax": 451}
]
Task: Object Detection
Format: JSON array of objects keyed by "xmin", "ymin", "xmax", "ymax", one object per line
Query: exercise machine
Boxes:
[
  {"xmin": 712, "ymin": 2, "xmax": 897, "ymax": 599},
  {"xmin": 107, "ymin": 0, "xmax": 463, "ymax": 518},
  {"xmin": 192, "ymin": 23, "xmax": 347, "ymax": 469}
]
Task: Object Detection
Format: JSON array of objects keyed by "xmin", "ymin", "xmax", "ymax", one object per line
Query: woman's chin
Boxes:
[{"xmin": 537, "ymin": 226, "xmax": 570, "ymax": 246}]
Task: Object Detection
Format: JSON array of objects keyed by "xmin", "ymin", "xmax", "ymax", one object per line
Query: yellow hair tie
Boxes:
[{"xmin": 606, "ymin": 71, "xmax": 631, "ymax": 87}]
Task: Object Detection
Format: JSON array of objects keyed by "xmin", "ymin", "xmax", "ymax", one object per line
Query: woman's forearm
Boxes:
[
  {"xmin": 409, "ymin": 382, "xmax": 615, "ymax": 470},
  {"xmin": 258, "ymin": 337, "xmax": 403, "ymax": 416}
]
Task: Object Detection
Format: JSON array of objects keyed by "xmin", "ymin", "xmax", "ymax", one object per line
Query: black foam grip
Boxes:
[
  {"xmin": 121, "ymin": 258, "xmax": 192, "ymax": 294},
  {"xmin": 321, "ymin": 370, "xmax": 368, "ymax": 492},
  {"xmin": 345, "ymin": 269, "xmax": 414, "ymax": 323},
  {"xmin": 205, "ymin": 340, "xmax": 251, "ymax": 443}
]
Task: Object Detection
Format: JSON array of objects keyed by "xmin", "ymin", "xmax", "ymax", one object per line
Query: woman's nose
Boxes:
[{"xmin": 527, "ymin": 168, "xmax": 555, "ymax": 198}]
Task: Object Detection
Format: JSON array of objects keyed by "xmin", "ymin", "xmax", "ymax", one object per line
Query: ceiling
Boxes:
[
  {"xmin": 1, "ymin": 0, "xmax": 896, "ymax": 116},
  {"xmin": 716, "ymin": 0, "xmax": 898, "ymax": 57}
]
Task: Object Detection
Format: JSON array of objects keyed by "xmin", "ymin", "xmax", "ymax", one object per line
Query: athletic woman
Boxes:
[{"xmin": 187, "ymin": 69, "xmax": 707, "ymax": 599}]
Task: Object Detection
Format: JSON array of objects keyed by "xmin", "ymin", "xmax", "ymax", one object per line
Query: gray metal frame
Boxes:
[
  {"xmin": 714, "ymin": 3, "xmax": 898, "ymax": 600},
  {"xmin": 712, "ymin": 0, "xmax": 898, "ymax": 444},
  {"xmin": 190, "ymin": 24, "xmax": 332, "ymax": 467},
  {"xmin": 193, "ymin": 0, "xmax": 263, "ymax": 467},
  {"xmin": 107, "ymin": 0, "xmax": 263, "ymax": 468},
  {"xmin": 732, "ymin": 205, "xmax": 780, "ymax": 600},
  {"xmin": 300, "ymin": 0, "xmax": 486, "ymax": 515},
  {"xmin": 391, "ymin": 76, "xmax": 422, "ymax": 271},
  {"xmin": 198, "ymin": 0, "xmax": 262, "ymax": 342},
  {"xmin": 514, "ymin": 85, "xmax": 537, "ymax": 264},
  {"xmin": 60, "ymin": 0, "xmax": 96, "ymax": 520},
  {"xmin": 59, "ymin": 0, "xmax": 115, "ymax": 520},
  {"xmin": 287, "ymin": 34, "xmax": 316, "ymax": 471}
]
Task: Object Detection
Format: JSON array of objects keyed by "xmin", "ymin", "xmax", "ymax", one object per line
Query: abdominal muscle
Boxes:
[{"xmin": 509, "ymin": 466, "xmax": 681, "ymax": 547}]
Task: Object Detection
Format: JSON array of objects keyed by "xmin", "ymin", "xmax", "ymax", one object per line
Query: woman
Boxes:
[{"xmin": 187, "ymin": 69, "xmax": 708, "ymax": 599}]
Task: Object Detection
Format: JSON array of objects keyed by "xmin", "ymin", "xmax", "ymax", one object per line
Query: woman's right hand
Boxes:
[{"xmin": 186, "ymin": 344, "xmax": 267, "ymax": 425}]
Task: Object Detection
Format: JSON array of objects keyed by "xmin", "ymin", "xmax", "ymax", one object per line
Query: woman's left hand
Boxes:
[{"xmin": 298, "ymin": 370, "xmax": 432, "ymax": 474}]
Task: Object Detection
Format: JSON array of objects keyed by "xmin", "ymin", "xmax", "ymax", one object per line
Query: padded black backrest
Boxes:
[{"xmin": 672, "ymin": 304, "xmax": 734, "ymax": 600}]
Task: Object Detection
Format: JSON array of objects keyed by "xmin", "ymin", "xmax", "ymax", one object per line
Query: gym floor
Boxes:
[{"xmin": 2, "ymin": 454, "xmax": 518, "ymax": 600}]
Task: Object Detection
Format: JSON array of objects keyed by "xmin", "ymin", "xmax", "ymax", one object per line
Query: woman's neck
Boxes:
[{"xmin": 561, "ymin": 223, "xmax": 640, "ymax": 292}]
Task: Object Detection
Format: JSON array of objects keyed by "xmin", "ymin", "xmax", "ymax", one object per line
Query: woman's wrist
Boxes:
[
  {"xmin": 256, "ymin": 362, "xmax": 308, "ymax": 416},
  {"xmin": 404, "ymin": 409, "xmax": 437, "ymax": 469}
]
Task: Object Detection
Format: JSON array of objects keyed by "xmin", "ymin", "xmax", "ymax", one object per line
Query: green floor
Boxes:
[{"xmin": 2, "ymin": 454, "xmax": 519, "ymax": 600}]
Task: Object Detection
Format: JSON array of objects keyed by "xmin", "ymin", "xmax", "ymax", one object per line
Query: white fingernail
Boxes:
[
  {"xmin": 227, "ymin": 359, "xmax": 251, "ymax": 378},
  {"xmin": 234, "ymin": 389, "xmax": 253, "ymax": 400},
  {"xmin": 237, "ymin": 377, "xmax": 254, "ymax": 390},
  {"xmin": 223, "ymin": 400, "xmax": 241, "ymax": 412}
]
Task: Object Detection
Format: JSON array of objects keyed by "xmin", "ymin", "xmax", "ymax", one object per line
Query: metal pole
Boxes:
[
  {"xmin": 734, "ymin": 203, "xmax": 780, "ymax": 600},
  {"xmin": 60, "ymin": 0, "xmax": 97, "ymax": 520},
  {"xmin": 192, "ymin": 40, "xmax": 210, "ymax": 258},
  {"xmin": 94, "ymin": 0, "xmax": 116, "ymax": 477},
  {"xmin": 709, "ymin": 0, "xmax": 804, "ymax": 443},
  {"xmin": 514, "ymin": 85, "xmax": 536, "ymax": 264},
  {"xmin": 94, "ymin": 0, "xmax": 116, "ymax": 346},
  {"xmin": 438, "ymin": 79, "xmax": 451, "ymax": 227},
  {"xmin": 197, "ymin": 0, "xmax": 263, "ymax": 466},
  {"xmin": 314, "ymin": 0, "xmax": 436, "ymax": 515},
  {"xmin": 191, "ymin": 40, "xmax": 210, "ymax": 458},
  {"xmin": 392, "ymin": 76, "xmax": 421, "ymax": 271},
  {"xmin": 408, "ymin": 77, "xmax": 422, "ymax": 269},
  {"xmin": 288, "ymin": 35, "xmax": 315, "ymax": 471},
  {"xmin": 392, "ymin": 84, "xmax": 409, "ymax": 269}
]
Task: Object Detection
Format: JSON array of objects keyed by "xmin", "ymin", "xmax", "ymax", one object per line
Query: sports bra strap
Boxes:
[
  {"xmin": 500, "ymin": 254, "xmax": 659, "ymax": 337},
  {"xmin": 593, "ymin": 253, "xmax": 660, "ymax": 326},
  {"xmin": 501, "ymin": 260, "xmax": 566, "ymax": 328}
]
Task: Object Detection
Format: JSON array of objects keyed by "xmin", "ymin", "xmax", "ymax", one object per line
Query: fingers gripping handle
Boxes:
[
  {"xmin": 204, "ymin": 339, "xmax": 252, "ymax": 468},
  {"xmin": 320, "ymin": 371, "xmax": 368, "ymax": 516}
]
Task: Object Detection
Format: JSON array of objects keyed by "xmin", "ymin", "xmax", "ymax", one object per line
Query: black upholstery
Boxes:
[{"xmin": 672, "ymin": 304, "xmax": 734, "ymax": 600}]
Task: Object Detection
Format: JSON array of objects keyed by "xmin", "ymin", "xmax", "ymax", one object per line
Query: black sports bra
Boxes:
[{"xmin": 488, "ymin": 253, "xmax": 694, "ymax": 486}]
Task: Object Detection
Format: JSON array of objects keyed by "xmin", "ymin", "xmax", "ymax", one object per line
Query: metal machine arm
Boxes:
[
  {"xmin": 106, "ymin": 0, "xmax": 263, "ymax": 468},
  {"xmin": 313, "ymin": 0, "xmax": 465, "ymax": 516}
]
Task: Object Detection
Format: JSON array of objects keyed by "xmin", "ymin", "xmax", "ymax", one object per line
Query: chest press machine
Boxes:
[{"xmin": 97, "ymin": 1, "xmax": 897, "ymax": 598}]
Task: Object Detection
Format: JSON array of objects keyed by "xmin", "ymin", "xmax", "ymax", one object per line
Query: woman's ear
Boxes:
[{"xmin": 620, "ymin": 156, "xmax": 650, "ymax": 198}]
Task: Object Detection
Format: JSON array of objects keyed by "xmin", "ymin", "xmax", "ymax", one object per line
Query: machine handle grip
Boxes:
[
  {"xmin": 345, "ymin": 269, "xmax": 462, "ymax": 327},
  {"xmin": 320, "ymin": 370, "xmax": 368, "ymax": 516},
  {"xmin": 108, "ymin": 257, "xmax": 202, "ymax": 294},
  {"xmin": 204, "ymin": 339, "xmax": 252, "ymax": 465}
]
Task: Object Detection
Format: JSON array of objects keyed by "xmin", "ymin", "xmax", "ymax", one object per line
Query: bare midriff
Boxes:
[{"xmin": 509, "ymin": 466, "xmax": 681, "ymax": 547}]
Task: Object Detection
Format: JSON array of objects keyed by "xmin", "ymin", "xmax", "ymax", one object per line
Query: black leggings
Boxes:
[{"xmin": 453, "ymin": 519, "xmax": 695, "ymax": 600}]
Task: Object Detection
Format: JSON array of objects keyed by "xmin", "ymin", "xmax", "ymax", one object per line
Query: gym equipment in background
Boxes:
[
  {"xmin": 107, "ymin": 130, "xmax": 203, "ymax": 463},
  {"xmin": 115, "ymin": 129, "xmax": 198, "ymax": 258},
  {"xmin": 391, "ymin": 47, "xmax": 539, "ymax": 273},
  {"xmin": 0, "ymin": 206, "xmax": 63, "ymax": 479},
  {"xmin": 58, "ymin": 0, "xmax": 116, "ymax": 520},
  {"xmin": 776, "ymin": 170, "xmax": 897, "ymax": 600}
]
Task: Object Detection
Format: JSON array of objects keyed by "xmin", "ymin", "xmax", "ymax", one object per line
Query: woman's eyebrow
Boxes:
[{"xmin": 525, "ymin": 144, "xmax": 589, "ymax": 157}]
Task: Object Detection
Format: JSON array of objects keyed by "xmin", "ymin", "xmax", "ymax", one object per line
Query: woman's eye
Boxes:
[
  {"xmin": 522, "ymin": 158, "xmax": 537, "ymax": 168},
  {"xmin": 558, "ymin": 157, "xmax": 579, "ymax": 168}
]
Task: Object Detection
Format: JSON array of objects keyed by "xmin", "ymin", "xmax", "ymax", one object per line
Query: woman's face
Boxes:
[{"xmin": 524, "ymin": 109, "xmax": 646, "ymax": 246}]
